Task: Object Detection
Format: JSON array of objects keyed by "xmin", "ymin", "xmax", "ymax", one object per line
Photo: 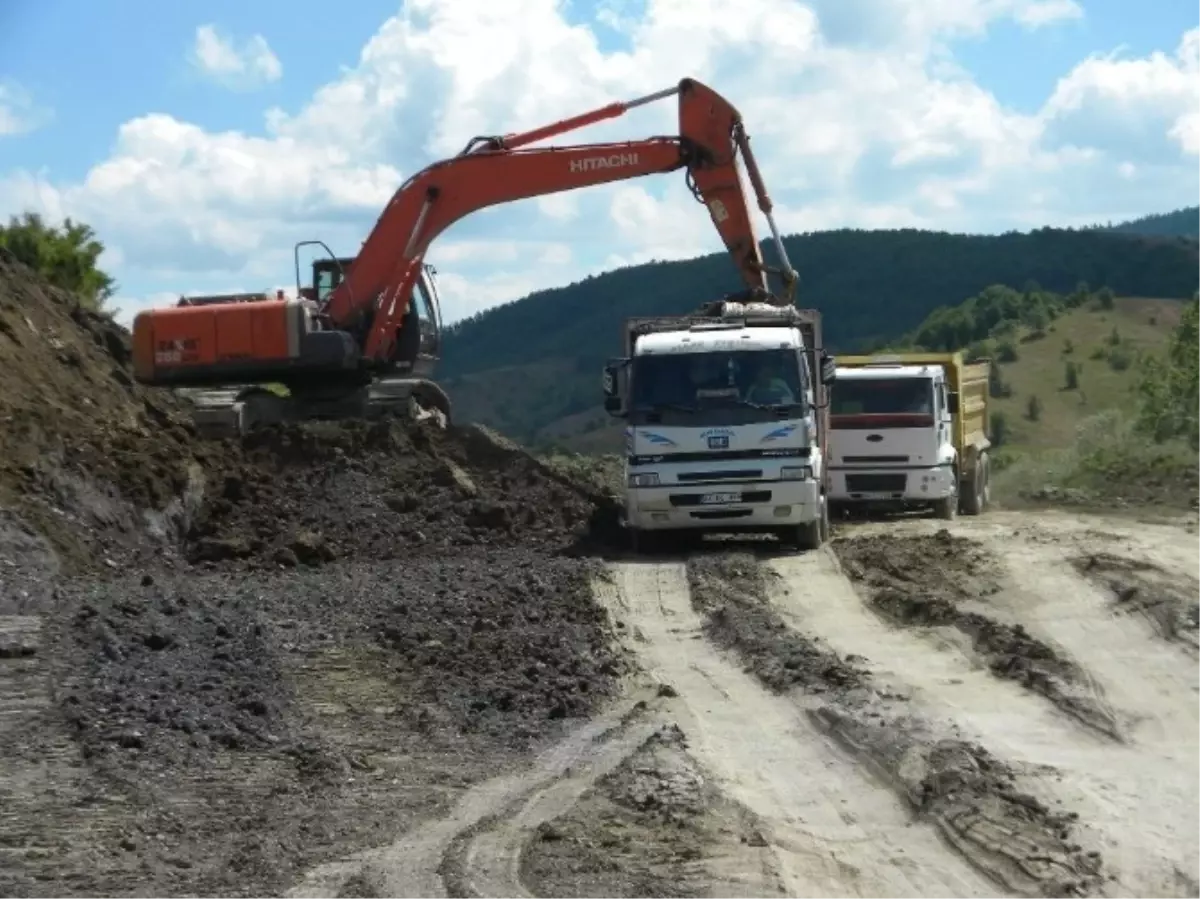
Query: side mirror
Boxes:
[
  {"xmin": 603, "ymin": 357, "xmax": 630, "ymax": 418},
  {"xmin": 819, "ymin": 351, "xmax": 837, "ymax": 385},
  {"xmin": 947, "ymin": 391, "xmax": 960, "ymax": 415}
]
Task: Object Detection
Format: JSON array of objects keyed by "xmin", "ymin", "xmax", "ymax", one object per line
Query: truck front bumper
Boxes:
[
  {"xmin": 829, "ymin": 465, "xmax": 955, "ymax": 504},
  {"xmin": 626, "ymin": 479, "xmax": 821, "ymax": 532}
]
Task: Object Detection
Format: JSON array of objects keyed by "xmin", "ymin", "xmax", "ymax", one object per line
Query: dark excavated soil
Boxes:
[
  {"xmin": 0, "ymin": 550, "xmax": 625, "ymax": 897},
  {"xmin": 183, "ymin": 421, "xmax": 617, "ymax": 568},
  {"xmin": 832, "ymin": 530, "xmax": 1123, "ymax": 740},
  {"xmin": 1071, "ymin": 551, "xmax": 1200, "ymax": 652},
  {"xmin": 683, "ymin": 550, "xmax": 1108, "ymax": 897},
  {"xmin": 685, "ymin": 552, "xmax": 867, "ymax": 694}
]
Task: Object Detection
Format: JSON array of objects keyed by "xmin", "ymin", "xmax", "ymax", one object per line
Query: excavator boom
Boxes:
[{"xmin": 325, "ymin": 77, "xmax": 797, "ymax": 363}]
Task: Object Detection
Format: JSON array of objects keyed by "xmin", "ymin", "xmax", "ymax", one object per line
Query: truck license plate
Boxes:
[{"xmin": 700, "ymin": 491, "xmax": 742, "ymax": 504}]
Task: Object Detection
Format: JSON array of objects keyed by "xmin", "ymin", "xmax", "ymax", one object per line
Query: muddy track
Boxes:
[
  {"xmin": 678, "ymin": 552, "xmax": 1105, "ymax": 897},
  {"xmin": 764, "ymin": 513, "xmax": 1198, "ymax": 898},
  {"xmin": 595, "ymin": 560, "xmax": 1007, "ymax": 897},
  {"xmin": 287, "ymin": 695, "xmax": 663, "ymax": 898},
  {"xmin": 831, "ymin": 530, "xmax": 1124, "ymax": 741},
  {"xmin": 1070, "ymin": 552, "xmax": 1199, "ymax": 653}
]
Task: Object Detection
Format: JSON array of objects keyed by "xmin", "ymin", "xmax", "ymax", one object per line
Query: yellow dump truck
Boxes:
[{"xmin": 827, "ymin": 352, "xmax": 991, "ymax": 519}]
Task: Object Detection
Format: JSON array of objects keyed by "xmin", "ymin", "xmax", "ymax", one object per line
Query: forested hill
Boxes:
[
  {"xmin": 1101, "ymin": 206, "xmax": 1199, "ymax": 238},
  {"xmin": 441, "ymin": 226, "xmax": 1198, "ymax": 380}
]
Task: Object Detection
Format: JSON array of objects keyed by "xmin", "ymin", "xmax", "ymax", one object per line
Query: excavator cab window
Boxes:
[
  {"xmin": 311, "ymin": 257, "xmax": 355, "ymax": 303},
  {"xmin": 314, "ymin": 266, "xmax": 338, "ymax": 302}
]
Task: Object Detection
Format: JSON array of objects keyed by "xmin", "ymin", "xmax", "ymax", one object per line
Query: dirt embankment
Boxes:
[
  {"xmin": 0, "ymin": 260, "xmax": 629, "ymax": 896},
  {"xmin": 832, "ymin": 530, "xmax": 1123, "ymax": 740},
  {"xmin": 681, "ymin": 551, "xmax": 1106, "ymax": 897}
]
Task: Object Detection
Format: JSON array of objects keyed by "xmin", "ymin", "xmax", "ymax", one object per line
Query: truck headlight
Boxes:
[
  {"xmin": 628, "ymin": 472, "xmax": 660, "ymax": 487},
  {"xmin": 780, "ymin": 465, "xmax": 812, "ymax": 481}
]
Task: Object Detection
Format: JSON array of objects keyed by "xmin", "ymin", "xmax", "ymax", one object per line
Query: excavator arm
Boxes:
[{"xmin": 323, "ymin": 78, "xmax": 798, "ymax": 366}]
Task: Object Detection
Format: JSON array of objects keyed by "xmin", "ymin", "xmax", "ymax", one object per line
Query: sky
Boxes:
[{"xmin": 0, "ymin": 0, "xmax": 1196, "ymax": 326}]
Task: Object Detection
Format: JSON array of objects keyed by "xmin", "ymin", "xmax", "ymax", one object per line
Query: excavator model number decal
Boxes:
[
  {"xmin": 155, "ymin": 338, "xmax": 199, "ymax": 365},
  {"xmin": 708, "ymin": 199, "xmax": 729, "ymax": 223},
  {"xmin": 569, "ymin": 152, "xmax": 640, "ymax": 173}
]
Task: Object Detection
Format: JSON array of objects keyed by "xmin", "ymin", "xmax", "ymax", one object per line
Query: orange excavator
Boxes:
[{"xmin": 131, "ymin": 77, "xmax": 799, "ymax": 438}]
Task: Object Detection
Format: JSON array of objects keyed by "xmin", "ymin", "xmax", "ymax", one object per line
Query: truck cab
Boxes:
[
  {"xmin": 827, "ymin": 354, "xmax": 991, "ymax": 519},
  {"xmin": 603, "ymin": 300, "xmax": 837, "ymax": 551}
]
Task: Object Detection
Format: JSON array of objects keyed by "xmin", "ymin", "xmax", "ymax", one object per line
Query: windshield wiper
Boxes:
[{"xmin": 738, "ymin": 399, "xmax": 799, "ymax": 410}]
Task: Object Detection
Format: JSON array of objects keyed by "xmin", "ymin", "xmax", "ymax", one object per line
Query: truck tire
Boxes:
[
  {"xmin": 630, "ymin": 528, "xmax": 677, "ymax": 556},
  {"xmin": 934, "ymin": 478, "xmax": 958, "ymax": 520},
  {"xmin": 786, "ymin": 495, "xmax": 828, "ymax": 551},
  {"xmin": 961, "ymin": 452, "xmax": 989, "ymax": 516}
]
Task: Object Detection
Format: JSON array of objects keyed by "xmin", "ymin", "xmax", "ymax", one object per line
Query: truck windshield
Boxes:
[
  {"xmin": 629, "ymin": 349, "xmax": 805, "ymax": 424},
  {"xmin": 831, "ymin": 377, "xmax": 933, "ymax": 416}
]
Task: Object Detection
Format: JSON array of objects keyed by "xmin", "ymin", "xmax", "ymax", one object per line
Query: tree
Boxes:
[
  {"xmin": 988, "ymin": 365, "xmax": 1012, "ymax": 398},
  {"xmin": 1095, "ymin": 286, "xmax": 1115, "ymax": 310},
  {"xmin": 990, "ymin": 411, "xmax": 1010, "ymax": 446},
  {"xmin": 1026, "ymin": 394, "xmax": 1042, "ymax": 422},
  {"xmin": 1135, "ymin": 296, "xmax": 1199, "ymax": 449},
  {"xmin": 0, "ymin": 212, "xmax": 116, "ymax": 310},
  {"xmin": 1064, "ymin": 360, "xmax": 1080, "ymax": 390}
]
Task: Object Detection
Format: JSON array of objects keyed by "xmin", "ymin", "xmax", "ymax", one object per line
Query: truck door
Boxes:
[{"xmin": 936, "ymin": 379, "xmax": 952, "ymax": 448}]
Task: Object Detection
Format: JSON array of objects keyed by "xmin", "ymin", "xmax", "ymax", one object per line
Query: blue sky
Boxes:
[{"xmin": 0, "ymin": 0, "xmax": 1196, "ymax": 324}]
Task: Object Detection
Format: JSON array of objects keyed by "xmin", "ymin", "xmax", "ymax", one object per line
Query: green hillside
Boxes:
[
  {"xmin": 1100, "ymin": 206, "xmax": 1199, "ymax": 238},
  {"xmin": 952, "ymin": 296, "xmax": 1183, "ymax": 451},
  {"xmin": 441, "ymin": 225, "xmax": 1199, "ymax": 445}
]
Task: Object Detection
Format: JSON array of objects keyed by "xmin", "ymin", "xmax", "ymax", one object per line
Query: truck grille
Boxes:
[
  {"xmin": 676, "ymin": 469, "xmax": 762, "ymax": 482},
  {"xmin": 845, "ymin": 473, "xmax": 907, "ymax": 494}
]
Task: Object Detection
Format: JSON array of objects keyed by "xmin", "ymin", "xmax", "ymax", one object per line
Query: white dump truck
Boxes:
[
  {"xmin": 827, "ymin": 352, "xmax": 991, "ymax": 519},
  {"xmin": 602, "ymin": 297, "xmax": 837, "ymax": 552}
]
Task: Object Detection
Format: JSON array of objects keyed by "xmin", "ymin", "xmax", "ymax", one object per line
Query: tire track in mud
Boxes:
[
  {"xmin": 681, "ymin": 553, "xmax": 1106, "ymax": 898},
  {"xmin": 1070, "ymin": 552, "xmax": 1199, "ymax": 654},
  {"xmin": 975, "ymin": 531, "xmax": 1200, "ymax": 897},
  {"xmin": 831, "ymin": 530, "xmax": 1124, "ymax": 742},
  {"xmin": 286, "ymin": 696, "xmax": 661, "ymax": 899},
  {"xmin": 596, "ymin": 560, "xmax": 1005, "ymax": 899}
]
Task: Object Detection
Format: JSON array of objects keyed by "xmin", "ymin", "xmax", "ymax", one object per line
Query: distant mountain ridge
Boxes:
[
  {"xmin": 439, "ymin": 213, "xmax": 1199, "ymax": 445},
  {"xmin": 1098, "ymin": 206, "xmax": 1198, "ymax": 239}
]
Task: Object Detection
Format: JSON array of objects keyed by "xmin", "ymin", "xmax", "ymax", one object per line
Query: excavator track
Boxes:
[{"xmin": 177, "ymin": 378, "xmax": 452, "ymax": 440}]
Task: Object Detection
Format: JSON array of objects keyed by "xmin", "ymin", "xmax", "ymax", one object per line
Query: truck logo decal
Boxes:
[
  {"xmin": 641, "ymin": 432, "xmax": 677, "ymax": 447},
  {"xmin": 569, "ymin": 152, "xmax": 640, "ymax": 173},
  {"xmin": 707, "ymin": 435, "xmax": 729, "ymax": 450},
  {"xmin": 760, "ymin": 424, "xmax": 797, "ymax": 443},
  {"xmin": 866, "ymin": 434, "xmax": 884, "ymax": 442}
]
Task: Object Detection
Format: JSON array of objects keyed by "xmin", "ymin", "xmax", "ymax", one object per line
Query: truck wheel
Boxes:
[
  {"xmin": 934, "ymin": 489, "xmax": 957, "ymax": 521},
  {"xmin": 630, "ymin": 528, "xmax": 675, "ymax": 556},
  {"xmin": 961, "ymin": 453, "xmax": 988, "ymax": 516},
  {"xmin": 786, "ymin": 496, "xmax": 827, "ymax": 551}
]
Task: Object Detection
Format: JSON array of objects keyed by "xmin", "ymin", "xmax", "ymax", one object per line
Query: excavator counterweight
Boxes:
[{"xmin": 130, "ymin": 77, "xmax": 798, "ymax": 439}]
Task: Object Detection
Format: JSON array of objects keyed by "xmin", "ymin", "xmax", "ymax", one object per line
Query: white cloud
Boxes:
[
  {"xmin": 189, "ymin": 24, "xmax": 283, "ymax": 90},
  {"xmin": 0, "ymin": 1, "xmax": 1195, "ymax": 326},
  {"xmin": 0, "ymin": 82, "xmax": 52, "ymax": 137}
]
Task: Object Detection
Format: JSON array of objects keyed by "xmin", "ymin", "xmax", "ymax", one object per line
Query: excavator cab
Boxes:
[{"xmin": 301, "ymin": 253, "xmax": 443, "ymax": 378}]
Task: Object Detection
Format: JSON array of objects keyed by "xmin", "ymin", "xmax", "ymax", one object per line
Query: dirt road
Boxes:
[{"xmin": 578, "ymin": 511, "xmax": 1200, "ymax": 897}]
